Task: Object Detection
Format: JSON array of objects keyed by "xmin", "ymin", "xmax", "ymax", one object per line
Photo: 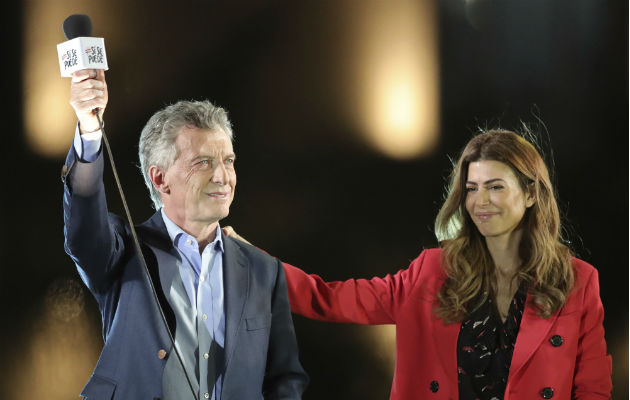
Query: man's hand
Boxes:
[{"xmin": 70, "ymin": 69, "xmax": 108, "ymax": 134}]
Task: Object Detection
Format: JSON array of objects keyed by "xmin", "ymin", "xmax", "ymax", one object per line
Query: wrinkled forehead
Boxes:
[{"xmin": 174, "ymin": 126, "xmax": 234, "ymax": 158}]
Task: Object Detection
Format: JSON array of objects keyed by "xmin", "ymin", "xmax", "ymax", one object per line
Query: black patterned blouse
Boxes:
[{"xmin": 457, "ymin": 286, "xmax": 527, "ymax": 400}]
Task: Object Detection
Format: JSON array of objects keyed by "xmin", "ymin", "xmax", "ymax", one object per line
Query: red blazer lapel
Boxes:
[{"xmin": 508, "ymin": 293, "xmax": 559, "ymax": 381}]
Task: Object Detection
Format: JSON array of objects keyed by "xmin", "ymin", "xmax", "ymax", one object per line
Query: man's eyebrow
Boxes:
[
  {"xmin": 190, "ymin": 153, "xmax": 236, "ymax": 162},
  {"xmin": 465, "ymin": 178, "xmax": 505, "ymax": 185},
  {"xmin": 190, "ymin": 155, "xmax": 209, "ymax": 162}
]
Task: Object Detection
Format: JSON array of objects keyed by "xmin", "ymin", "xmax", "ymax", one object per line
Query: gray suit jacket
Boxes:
[{"xmin": 62, "ymin": 145, "xmax": 308, "ymax": 399}]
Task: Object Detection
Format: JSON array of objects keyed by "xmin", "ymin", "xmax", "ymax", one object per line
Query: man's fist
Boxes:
[{"xmin": 69, "ymin": 69, "xmax": 108, "ymax": 134}]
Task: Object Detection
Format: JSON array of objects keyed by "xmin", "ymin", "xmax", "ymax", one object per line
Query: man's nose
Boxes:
[{"xmin": 211, "ymin": 162, "xmax": 227, "ymax": 184}]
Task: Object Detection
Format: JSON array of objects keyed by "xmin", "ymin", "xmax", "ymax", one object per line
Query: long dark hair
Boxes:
[{"xmin": 434, "ymin": 129, "xmax": 574, "ymax": 322}]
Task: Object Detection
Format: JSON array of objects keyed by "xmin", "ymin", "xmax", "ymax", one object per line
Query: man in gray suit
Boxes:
[{"xmin": 62, "ymin": 68, "xmax": 308, "ymax": 399}]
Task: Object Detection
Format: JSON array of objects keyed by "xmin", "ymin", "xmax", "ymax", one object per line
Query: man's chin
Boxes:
[{"xmin": 202, "ymin": 207, "xmax": 230, "ymax": 223}]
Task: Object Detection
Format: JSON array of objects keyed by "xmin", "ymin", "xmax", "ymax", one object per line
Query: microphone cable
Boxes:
[{"xmin": 94, "ymin": 110, "xmax": 200, "ymax": 400}]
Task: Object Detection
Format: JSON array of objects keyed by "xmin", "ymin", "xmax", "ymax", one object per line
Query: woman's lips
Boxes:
[{"xmin": 475, "ymin": 212, "xmax": 499, "ymax": 221}]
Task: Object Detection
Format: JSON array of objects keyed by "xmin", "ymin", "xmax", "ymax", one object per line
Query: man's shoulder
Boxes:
[{"xmin": 224, "ymin": 236, "xmax": 279, "ymax": 266}]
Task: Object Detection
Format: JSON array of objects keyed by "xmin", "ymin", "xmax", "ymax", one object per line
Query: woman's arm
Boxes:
[
  {"xmin": 283, "ymin": 250, "xmax": 433, "ymax": 325},
  {"xmin": 222, "ymin": 226, "xmax": 440, "ymax": 325}
]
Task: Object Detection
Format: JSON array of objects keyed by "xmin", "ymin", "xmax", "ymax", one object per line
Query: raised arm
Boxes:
[{"xmin": 62, "ymin": 69, "xmax": 124, "ymax": 294}]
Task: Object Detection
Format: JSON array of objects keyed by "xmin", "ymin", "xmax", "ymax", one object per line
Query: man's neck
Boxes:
[
  {"xmin": 191, "ymin": 222, "xmax": 219, "ymax": 250},
  {"xmin": 162, "ymin": 207, "xmax": 219, "ymax": 251}
]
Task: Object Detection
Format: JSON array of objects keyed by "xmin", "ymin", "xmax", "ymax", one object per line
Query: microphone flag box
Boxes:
[{"xmin": 57, "ymin": 37, "xmax": 108, "ymax": 77}]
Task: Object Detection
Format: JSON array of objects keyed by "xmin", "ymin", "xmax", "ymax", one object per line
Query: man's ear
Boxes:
[{"xmin": 149, "ymin": 166, "xmax": 170, "ymax": 195}]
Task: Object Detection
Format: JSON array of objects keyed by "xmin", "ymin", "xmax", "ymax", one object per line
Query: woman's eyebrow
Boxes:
[{"xmin": 465, "ymin": 178, "xmax": 505, "ymax": 185}]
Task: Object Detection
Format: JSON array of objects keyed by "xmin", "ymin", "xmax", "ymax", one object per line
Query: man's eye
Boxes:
[
  {"xmin": 200, "ymin": 160, "xmax": 209, "ymax": 165},
  {"xmin": 225, "ymin": 158, "xmax": 235, "ymax": 165}
]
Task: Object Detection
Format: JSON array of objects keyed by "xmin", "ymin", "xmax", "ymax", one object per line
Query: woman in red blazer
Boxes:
[
  {"xmin": 284, "ymin": 249, "xmax": 610, "ymax": 400},
  {"xmin": 231, "ymin": 129, "xmax": 612, "ymax": 399}
]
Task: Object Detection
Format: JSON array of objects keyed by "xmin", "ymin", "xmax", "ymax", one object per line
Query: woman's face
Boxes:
[{"xmin": 465, "ymin": 160, "xmax": 534, "ymax": 242}]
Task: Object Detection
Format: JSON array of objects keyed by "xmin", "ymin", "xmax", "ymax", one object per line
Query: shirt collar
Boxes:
[{"xmin": 160, "ymin": 208, "xmax": 224, "ymax": 252}]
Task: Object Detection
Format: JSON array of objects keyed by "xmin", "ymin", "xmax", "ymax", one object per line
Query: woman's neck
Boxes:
[
  {"xmin": 485, "ymin": 228, "xmax": 524, "ymax": 280},
  {"xmin": 485, "ymin": 229, "xmax": 525, "ymax": 322}
]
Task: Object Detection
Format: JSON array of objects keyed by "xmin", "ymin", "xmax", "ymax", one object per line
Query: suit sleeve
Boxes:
[
  {"xmin": 283, "ymin": 250, "xmax": 431, "ymax": 324},
  {"xmin": 62, "ymin": 142, "xmax": 126, "ymax": 294},
  {"xmin": 262, "ymin": 259, "xmax": 309, "ymax": 399},
  {"xmin": 572, "ymin": 267, "xmax": 612, "ymax": 399}
]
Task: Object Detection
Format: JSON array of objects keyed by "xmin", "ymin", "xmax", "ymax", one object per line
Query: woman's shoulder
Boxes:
[
  {"xmin": 408, "ymin": 247, "xmax": 445, "ymax": 275},
  {"xmin": 571, "ymin": 256, "xmax": 599, "ymax": 279},
  {"xmin": 420, "ymin": 247, "xmax": 442, "ymax": 258},
  {"xmin": 570, "ymin": 256, "xmax": 601, "ymax": 289},
  {"xmin": 395, "ymin": 248, "xmax": 446, "ymax": 289},
  {"xmin": 412, "ymin": 247, "xmax": 442, "ymax": 263}
]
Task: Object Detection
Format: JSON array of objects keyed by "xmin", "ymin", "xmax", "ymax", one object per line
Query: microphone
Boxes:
[
  {"xmin": 62, "ymin": 14, "xmax": 92, "ymax": 39},
  {"xmin": 57, "ymin": 14, "xmax": 108, "ymax": 77},
  {"xmin": 59, "ymin": 14, "xmax": 107, "ymax": 117}
]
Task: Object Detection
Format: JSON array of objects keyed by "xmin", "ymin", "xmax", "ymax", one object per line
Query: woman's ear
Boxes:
[{"xmin": 525, "ymin": 182, "xmax": 536, "ymax": 208}]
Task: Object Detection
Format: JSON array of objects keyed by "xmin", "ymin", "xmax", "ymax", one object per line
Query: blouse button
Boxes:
[
  {"xmin": 550, "ymin": 335, "xmax": 563, "ymax": 347},
  {"xmin": 541, "ymin": 387, "xmax": 554, "ymax": 399},
  {"xmin": 429, "ymin": 380, "xmax": 439, "ymax": 393}
]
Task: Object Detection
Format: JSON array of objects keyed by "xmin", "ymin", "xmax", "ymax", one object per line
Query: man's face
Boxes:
[{"xmin": 161, "ymin": 126, "xmax": 236, "ymax": 228}]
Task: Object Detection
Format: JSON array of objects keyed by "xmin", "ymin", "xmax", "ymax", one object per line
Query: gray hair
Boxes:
[{"xmin": 138, "ymin": 100, "xmax": 234, "ymax": 210}]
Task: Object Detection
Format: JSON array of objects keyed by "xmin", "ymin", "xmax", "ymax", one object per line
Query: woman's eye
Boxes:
[
  {"xmin": 465, "ymin": 187, "xmax": 476, "ymax": 192},
  {"xmin": 490, "ymin": 185, "xmax": 504, "ymax": 190}
]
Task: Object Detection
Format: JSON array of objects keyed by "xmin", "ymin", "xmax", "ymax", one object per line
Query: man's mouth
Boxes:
[{"xmin": 207, "ymin": 192, "xmax": 230, "ymax": 199}]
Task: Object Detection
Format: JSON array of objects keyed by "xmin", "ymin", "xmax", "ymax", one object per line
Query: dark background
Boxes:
[{"xmin": 1, "ymin": 0, "xmax": 627, "ymax": 398}]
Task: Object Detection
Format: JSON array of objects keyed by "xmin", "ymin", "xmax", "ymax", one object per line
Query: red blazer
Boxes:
[{"xmin": 284, "ymin": 248, "xmax": 612, "ymax": 400}]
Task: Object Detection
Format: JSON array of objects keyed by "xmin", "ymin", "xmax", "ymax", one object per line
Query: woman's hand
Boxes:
[{"xmin": 222, "ymin": 226, "xmax": 252, "ymax": 245}]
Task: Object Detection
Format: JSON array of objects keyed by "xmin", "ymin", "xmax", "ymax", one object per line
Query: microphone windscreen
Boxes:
[{"xmin": 62, "ymin": 14, "xmax": 93, "ymax": 40}]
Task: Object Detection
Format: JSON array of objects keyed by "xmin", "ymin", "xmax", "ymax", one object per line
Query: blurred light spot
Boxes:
[
  {"xmin": 7, "ymin": 277, "xmax": 100, "ymax": 399},
  {"xmin": 386, "ymin": 82, "xmax": 416, "ymax": 133},
  {"xmin": 350, "ymin": 0, "xmax": 439, "ymax": 159},
  {"xmin": 613, "ymin": 336, "xmax": 628, "ymax": 380},
  {"xmin": 362, "ymin": 324, "xmax": 396, "ymax": 370},
  {"xmin": 45, "ymin": 277, "xmax": 86, "ymax": 322}
]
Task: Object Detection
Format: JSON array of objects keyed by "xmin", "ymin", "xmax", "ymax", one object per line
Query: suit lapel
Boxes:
[
  {"xmin": 136, "ymin": 211, "xmax": 182, "ymax": 295},
  {"xmin": 508, "ymin": 293, "xmax": 559, "ymax": 381},
  {"xmin": 136, "ymin": 211, "xmax": 174, "ymax": 252},
  {"xmin": 136, "ymin": 211, "xmax": 180, "ymax": 335},
  {"xmin": 221, "ymin": 235, "xmax": 249, "ymax": 371}
]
